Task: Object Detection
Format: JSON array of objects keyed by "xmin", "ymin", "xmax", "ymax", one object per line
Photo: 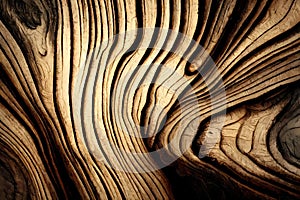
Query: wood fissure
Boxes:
[{"xmin": 0, "ymin": 0, "xmax": 299, "ymax": 199}]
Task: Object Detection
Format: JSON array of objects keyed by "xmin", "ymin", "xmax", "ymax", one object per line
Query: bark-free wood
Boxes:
[{"xmin": 0, "ymin": 0, "xmax": 299, "ymax": 199}]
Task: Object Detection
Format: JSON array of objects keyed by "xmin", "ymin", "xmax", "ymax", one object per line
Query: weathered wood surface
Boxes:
[{"xmin": 0, "ymin": 0, "xmax": 299, "ymax": 199}]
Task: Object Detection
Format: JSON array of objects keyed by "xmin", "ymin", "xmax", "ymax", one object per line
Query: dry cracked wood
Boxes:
[{"xmin": 0, "ymin": 0, "xmax": 299, "ymax": 199}]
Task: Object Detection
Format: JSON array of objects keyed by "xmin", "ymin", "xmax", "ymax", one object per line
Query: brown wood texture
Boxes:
[{"xmin": 0, "ymin": 0, "xmax": 299, "ymax": 199}]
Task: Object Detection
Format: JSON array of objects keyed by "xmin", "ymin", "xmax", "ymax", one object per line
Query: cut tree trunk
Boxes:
[{"xmin": 0, "ymin": 0, "xmax": 299, "ymax": 199}]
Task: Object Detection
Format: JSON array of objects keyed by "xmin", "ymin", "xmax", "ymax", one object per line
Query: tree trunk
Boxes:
[{"xmin": 0, "ymin": 0, "xmax": 299, "ymax": 199}]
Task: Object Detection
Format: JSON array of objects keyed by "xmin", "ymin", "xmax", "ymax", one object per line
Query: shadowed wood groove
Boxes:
[{"xmin": 0, "ymin": 0, "xmax": 299, "ymax": 199}]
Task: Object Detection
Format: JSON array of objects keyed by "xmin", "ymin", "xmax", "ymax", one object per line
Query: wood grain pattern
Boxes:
[{"xmin": 0, "ymin": 0, "xmax": 299, "ymax": 199}]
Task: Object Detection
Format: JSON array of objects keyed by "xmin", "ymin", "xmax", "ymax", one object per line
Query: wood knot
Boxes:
[{"xmin": 0, "ymin": 0, "xmax": 42, "ymax": 29}]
